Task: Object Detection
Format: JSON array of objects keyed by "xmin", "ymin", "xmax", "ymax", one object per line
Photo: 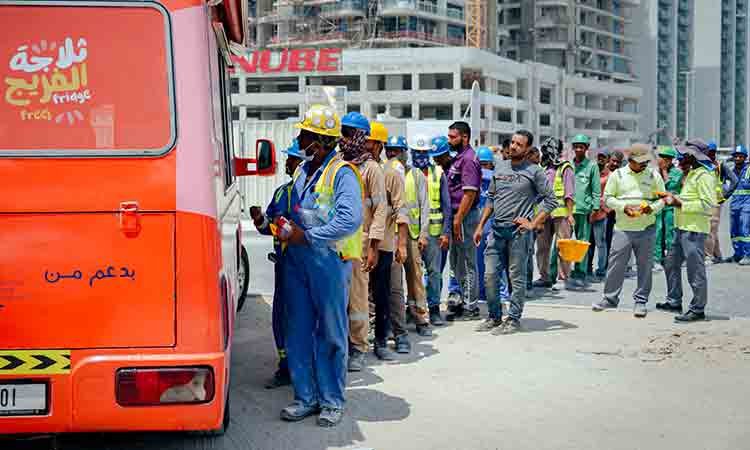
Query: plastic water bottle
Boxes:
[{"xmin": 276, "ymin": 216, "xmax": 292, "ymax": 239}]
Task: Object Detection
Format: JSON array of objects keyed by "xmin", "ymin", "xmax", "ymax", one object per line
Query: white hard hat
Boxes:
[{"xmin": 409, "ymin": 134, "xmax": 433, "ymax": 151}]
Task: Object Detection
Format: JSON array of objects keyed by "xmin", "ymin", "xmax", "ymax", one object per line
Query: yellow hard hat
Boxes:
[
  {"xmin": 369, "ymin": 121, "xmax": 389, "ymax": 143},
  {"xmin": 295, "ymin": 104, "xmax": 341, "ymax": 138}
]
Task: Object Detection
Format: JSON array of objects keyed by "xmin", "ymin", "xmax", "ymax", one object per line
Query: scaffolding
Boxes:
[
  {"xmin": 258, "ymin": 0, "xmax": 375, "ymax": 47},
  {"xmin": 465, "ymin": 0, "xmax": 484, "ymax": 48},
  {"xmin": 254, "ymin": 0, "xmax": 470, "ymax": 49}
]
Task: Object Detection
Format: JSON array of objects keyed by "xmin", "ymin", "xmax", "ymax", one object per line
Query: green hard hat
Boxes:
[
  {"xmin": 571, "ymin": 134, "xmax": 590, "ymax": 146},
  {"xmin": 657, "ymin": 146, "xmax": 678, "ymax": 158}
]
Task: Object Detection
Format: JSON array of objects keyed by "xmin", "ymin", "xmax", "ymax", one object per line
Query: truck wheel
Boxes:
[{"xmin": 237, "ymin": 246, "xmax": 250, "ymax": 312}]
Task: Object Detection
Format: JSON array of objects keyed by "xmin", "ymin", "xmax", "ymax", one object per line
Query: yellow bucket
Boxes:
[{"xmin": 558, "ymin": 239, "xmax": 591, "ymax": 263}]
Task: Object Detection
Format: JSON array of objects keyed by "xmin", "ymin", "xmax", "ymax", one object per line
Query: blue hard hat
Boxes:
[
  {"xmin": 282, "ymin": 139, "xmax": 302, "ymax": 158},
  {"xmin": 477, "ymin": 146, "xmax": 494, "ymax": 163},
  {"xmin": 733, "ymin": 145, "xmax": 748, "ymax": 157},
  {"xmin": 341, "ymin": 112, "xmax": 371, "ymax": 135},
  {"xmin": 385, "ymin": 135, "xmax": 408, "ymax": 150},
  {"xmin": 430, "ymin": 136, "xmax": 451, "ymax": 158},
  {"xmin": 708, "ymin": 141, "xmax": 718, "ymax": 151}
]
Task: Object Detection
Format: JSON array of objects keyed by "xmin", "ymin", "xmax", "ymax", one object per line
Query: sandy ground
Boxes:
[{"xmin": 22, "ymin": 296, "xmax": 749, "ymax": 450}]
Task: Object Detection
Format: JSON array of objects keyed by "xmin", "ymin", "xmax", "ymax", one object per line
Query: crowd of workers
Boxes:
[{"xmin": 249, "ymin": 104, "xmax": 750, "ymax": 428}]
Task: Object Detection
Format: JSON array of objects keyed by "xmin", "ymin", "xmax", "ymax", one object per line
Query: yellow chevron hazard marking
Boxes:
[{"xmin": 0, "ymin": 350, "xmax": 71, "ymax": 375}]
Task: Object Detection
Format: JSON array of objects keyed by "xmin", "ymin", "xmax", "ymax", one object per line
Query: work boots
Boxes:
[
  {"xmin": 656, "ymin": 301, "xmax": 682, "ymax": 314},
  {"xmin": 374, "ymin": 341, "xmax": 396, "ymax": 361},
  {"xmin": 265, "ymin": 368, "xmax": 291, "ymax": 389},
  {"xmin": 429, "ymin": 305, "xmax": 444, "ymax": 326},
  {"xmin": 394, "ymin": 334, "xmax": 411, "ymax": 354},
  {"xmin": 347, "ymin": 349, "xmax": 366, "ymax": 372},
  {"xmin": 415, "ymin": 322, "xmax": 432, "ymax": 337}
]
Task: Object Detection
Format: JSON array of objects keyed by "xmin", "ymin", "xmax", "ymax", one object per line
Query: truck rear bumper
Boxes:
[{"xmin": 0, "ymin": 351, "xmax": 227, "ymax": 434}]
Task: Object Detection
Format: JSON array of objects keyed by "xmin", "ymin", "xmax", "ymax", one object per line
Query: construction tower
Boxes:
[{"xmin": 465, "ymin": 0, "xmax": 484, "ymax": 48}]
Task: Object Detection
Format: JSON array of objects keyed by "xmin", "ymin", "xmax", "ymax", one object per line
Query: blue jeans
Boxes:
[
  {"xmin": 485, "ymin": 225, "xmax": 531, "ymax": 320},
  {"xmin": 283, "ymin": 245, "xmax": 351, "ymax": 409},
  {"xmin": 526, "ymin": 232, "xmax": 535, "ymax": 290},
  {"xmin": 477, "ymin": 219, "xmax": 509, "ymax": 302},
  {"xmin": 449, "ymin": 209, "xmax": 481, "ymax": 310},
  {"xmin": 592, "ymin": 219, "xmax": 608, "ymax": 276},
  {"xmin": 424, "ymin": 235, "xmax": 444, "ymax": 308},
  {"xmin": 448, "ymin": 274, "xmax": 461, "ymax": 295},
  {"xmin": 440, "ymin": 248, "xmax": 460, "ymax": 296}
]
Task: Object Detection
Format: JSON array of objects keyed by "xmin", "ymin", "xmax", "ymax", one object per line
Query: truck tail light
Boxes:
[{"xmin": 116, "ymin": 367, "xmax": 215, "ymax": 406}]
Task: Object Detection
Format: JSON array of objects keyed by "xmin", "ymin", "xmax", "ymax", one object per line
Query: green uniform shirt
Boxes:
[
  {"xmin": 662, "ymin": 166, "xmax": 684, "ymax": 211},
  {"xmin": 573, "ymin": 158, "xmax": 601, "ymax": 215},
  {"xmin": 675, "ymin": 166, "xmax": 716, "ymax": 234},
  {"xmin": 604, "ymin": 165, "xmax": 667, "ymax": 231}
]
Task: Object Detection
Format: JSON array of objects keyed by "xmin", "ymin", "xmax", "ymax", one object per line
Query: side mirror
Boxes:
[
  {"xmin": 234, "ymin": 139, "xmax": 277, "ymax": 177},
  {"xmin": 256, "ymin": 139, "xmax": 276, "ymax": 174}
]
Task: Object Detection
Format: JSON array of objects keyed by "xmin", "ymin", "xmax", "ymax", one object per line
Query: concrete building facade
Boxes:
[
  {"xmin": 719, "ymin": 0, "xmax": 750, "ymax": 146},
  {"xmin": 684, "ymin": 0, "xmax": 750, "ymax": 147},
  {"xmin": 248, "ymin": 0, "xmax": 489, "ymax": 50},
  {"xmin": 636, "ymin": 0, "xmax": 694, "ymax": 145},
  {"xmin": 230, "ymin": 47, "xmax": 641, "ymax": 148},
  {"xmin": 497, "ymin": 0, "xmax": 640, "ymax": 83}
]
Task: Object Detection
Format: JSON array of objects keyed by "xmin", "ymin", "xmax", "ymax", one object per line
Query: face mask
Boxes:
[
  {"xmin": 481, "ymin": 168, "xmax": 493, "ymax": 181},
  {"xmin": 299, "ymin": 142, "xmax": 317, "ymax": 162},
  {"xmin": 339, "ymin": 128, "xmax": 368, "ymax": 162},
  {"xmin": 412, "ymin": 151, "xmax": 430, "ymax": 169}
]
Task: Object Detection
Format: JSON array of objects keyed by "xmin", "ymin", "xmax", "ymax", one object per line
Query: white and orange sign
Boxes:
[
  {"xmin": 5, "ymin": 37, "xmax": 92, "ymax": 124},
  {"xmin": 0, "ymin": 5, "xmax": 173, "ymax": 152}
]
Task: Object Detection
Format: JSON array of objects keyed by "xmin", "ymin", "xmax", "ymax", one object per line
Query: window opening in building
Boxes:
[{"xmin": 540, "ymin": 87, "xmax": 552, "ymax": 105}]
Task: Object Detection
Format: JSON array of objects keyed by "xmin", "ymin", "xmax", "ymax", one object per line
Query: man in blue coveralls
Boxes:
[
  {"xmin": 277, "ymin": 105, "xmax": 363, "ymax": 427},
  {"xmin": 729, "ymin": 145, "xmax": 750, "ymax": 265},
  {"xmin": 250, "ymin": 139, "xmax": 303, "ymax": 389}
]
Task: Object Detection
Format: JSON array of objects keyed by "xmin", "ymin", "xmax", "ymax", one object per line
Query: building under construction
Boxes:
[
  {"xmin": 497, "ymin": 0, "xmax": 639, "ymax": 83},
  {"xmin": 249, "ymin": 0, "xmax": 638, "ymax": 82},
  {"xmin": 236, "ymin": 1, "xmax": 644, "ymax": 148},
  {"xmin": 248, "ymin": 0, "xmax": 497, "ymax": 50}
]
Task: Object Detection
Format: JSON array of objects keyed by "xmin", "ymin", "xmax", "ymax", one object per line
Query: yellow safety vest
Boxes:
[
  {"xmin": 293, "ymin": 156, "xmax": 364, "ymax": 261},
  {"xmin": 405, "ymin": 166, "xmax": 444, "ymax": 238},
  {"xmin": 551, "ymin": 162, "xmax": 575, "ymax": 218},
  {"xmin": 404, "ymin": 170, "xmax": 421, "ymax": 240},
  {"xmin": 426, "ymin": 166, "xmax": 443, "ymax": 236}
]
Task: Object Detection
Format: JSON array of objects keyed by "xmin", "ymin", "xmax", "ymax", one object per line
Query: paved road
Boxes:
[
  {"xmin": 7, "ymin": 208, "xmax": 749, "ymax": 450},
  {"xmin": 19, "ymin": 301, "xmax": 750, "ymax": 450}
]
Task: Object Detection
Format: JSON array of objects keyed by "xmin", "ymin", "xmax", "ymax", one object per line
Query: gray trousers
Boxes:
[
  {"xmin": 664, "ymin": 229, "xmax": 708, "ymax": 313},
  {"xmin": 449, "ymin": 208, "xmax": 480, "ymax": 311},
  {"xmin": 603, "ymin": 226, "xmax": 656, "ymax": 305}
]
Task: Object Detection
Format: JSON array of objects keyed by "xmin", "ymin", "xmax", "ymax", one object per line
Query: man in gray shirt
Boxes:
[{"xmin": 473, "ymin": 130, "xmax": 557, "ymax": 334}]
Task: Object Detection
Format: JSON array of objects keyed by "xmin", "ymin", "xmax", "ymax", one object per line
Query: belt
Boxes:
[{"xmin": 452, "ymin": 207, "xmax": 478, "ymax": 215}]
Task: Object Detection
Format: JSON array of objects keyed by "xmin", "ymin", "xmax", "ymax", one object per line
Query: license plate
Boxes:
[{"xmin": 0, "ymin": 383, "xmax": 47, "ymax": 416}]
